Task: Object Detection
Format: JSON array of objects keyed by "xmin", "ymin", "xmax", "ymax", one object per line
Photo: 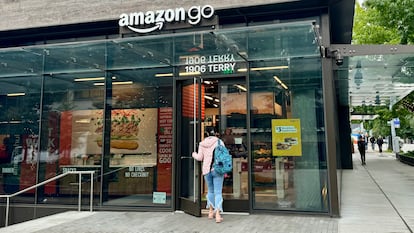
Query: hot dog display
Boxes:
[
  {"xmin": 96, "ymin": 139, "xmax": 139, "ymax": 150},
  {"xmin": 94, "ymin": 110, "xmax": 141, "ymax": 150},
  {"xmin": 67, "ymin": 108, "xmax": 158, "ymax": 167}
]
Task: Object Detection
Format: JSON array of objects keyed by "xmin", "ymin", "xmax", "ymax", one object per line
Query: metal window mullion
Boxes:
[
  {"xmin": 193, "ymin": 77, "xmax": 197, "ymax": 203},
  {"xmin": 33, "ymin": 51, "xmax": 47, "ymax": 218}
]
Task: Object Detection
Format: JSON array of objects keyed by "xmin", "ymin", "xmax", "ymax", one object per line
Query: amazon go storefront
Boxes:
[{"xmin": 0, "ymin": 1, "xmax": 349, "ymax": 224}]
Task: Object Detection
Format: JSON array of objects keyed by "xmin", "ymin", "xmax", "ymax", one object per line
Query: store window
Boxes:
[
  {"xmin": 246, "ymin": 22, "xmax": 328, "ymax": 212},
  {"xmin": 250, "ymin": 56, "xmax": 328, "ymax": 212},
  {"xmin": 0, "ymin": 40, "xmax": 174, "ymax": 208},
  {"xmin": 0, "ymin": 75, "xmax": 41, "ymax": 201},
  {"xmin": 104, "ymin": 39, "xmax": 174, "ymax": 206},
  {"xmin": 98, "ymin": 68, "xmax": 173, "ymax": 206},
  {"xmin": 42, "ymin": 72, "xmax": 105, "ymax": 203},
  {"xmin": 0, "ymin": 48, "xmax": 43, "ymax": 203},
  {"xmin": 42, "ymin": 42, "xmax": 106, "ymax": 205}
]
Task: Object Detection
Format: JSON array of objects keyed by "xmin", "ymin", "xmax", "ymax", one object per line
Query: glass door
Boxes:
[
  {"xmin": 215, "ymin": 77, "xmax": 249, "ymax": 212},
  {"xmin": 176, "ymin": 78, "xmax": 203, "ymax": 216},
  {"xmin": 176, "ymin": 76, "xmax": 249, "ymax": 215}
]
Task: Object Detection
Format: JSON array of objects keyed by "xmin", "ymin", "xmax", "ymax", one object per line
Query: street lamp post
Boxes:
[{"xmin": 389, "ymin": 118, "xmax": 400, "ymax": 155}]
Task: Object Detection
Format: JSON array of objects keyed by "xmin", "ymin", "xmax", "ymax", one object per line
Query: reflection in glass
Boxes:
[
  {"xmin": 104, "ymin": 68, "xmax": 173, "ymax": 206},
  {"xmin": 250, "ymin": 57, "xmax": 328, "ymax": 212},
  {"xmin": 0, "ymin": 75, "xmax": 41, "ymax": 203},
  {"xmin": 41, "ymin": 73, "xmax": 105, "ymax": 204}
]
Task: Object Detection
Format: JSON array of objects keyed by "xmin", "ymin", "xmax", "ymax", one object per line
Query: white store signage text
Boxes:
[
  {"xmin": 183, "ymin": 54, "xmax": 236, "ymax": 74},
  {"xmin": 119, "ymin": 5, "xmax": 215, "ymax": 33}
]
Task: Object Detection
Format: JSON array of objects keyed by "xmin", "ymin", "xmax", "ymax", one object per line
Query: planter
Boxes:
[{"xmin": 398, "ymin": 153, "xmax": 414, "ymax": 166}]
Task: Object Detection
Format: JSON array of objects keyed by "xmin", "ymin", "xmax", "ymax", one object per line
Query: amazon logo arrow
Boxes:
[{"xmin": 127, "ymin": 22, "xmax": 164, "ymax": 34}]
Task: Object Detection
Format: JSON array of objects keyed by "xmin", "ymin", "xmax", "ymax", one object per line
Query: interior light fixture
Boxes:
[
  {"xmin": 273, "ymin": 76, "xmax": 282, "ymax": 83},
  {"xmin": 75, "ymin": 77, "xmax": 105, "ymax": 82},
  {"xmin": 75, "ymin": 119, "xmax": 91, "ymax": 124},
  {"xmin": 234, "ymin": 84, "xmax": 247, "ymax": 91},
  {"xmin": 7, "ymin": 93, "xmax": 26, "ymax": 97},
  {"xmin": 114, "ymin": 81, "xmax": 133, "ymax": 85},
  {"xmin": 75, "ymin": 77, "xmax": 116, "ymax": 82},
  {"xmin": 0, "ymin": 120, "xmax": 23, "ymax": 124},
  {"xmin": 179, "ymin": 71, "xmax": 201, "ymax": 76},
  {"xmin": 204, "ymin": 95, "xmax": 214, "ymax": 100},
  {"xmin": 94, "ymin": 81, "xmax": 133, "ymax": 86},
  {"xmin": 155, "ymin": 71, "xmax": 202, "ymax": 77},
  {"xmin": 155, "ymin": 73, "xmax": 173, "ymax": 77},
  {"xmin": 238, "ymin": 66, "xmax": 289, "ymax": 72},
  {"xmin": 273, "ymin": 76, "xmax": 289, "ymax": 90}
]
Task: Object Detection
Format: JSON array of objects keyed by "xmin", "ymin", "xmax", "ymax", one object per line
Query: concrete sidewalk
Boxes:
[
  {"xmin": 1, "ymin": 149, "xmax": 413, "ymax": 233},
  {"xmin": 339, "ymin": 149, "xmax": 414, "ymax": 233}
]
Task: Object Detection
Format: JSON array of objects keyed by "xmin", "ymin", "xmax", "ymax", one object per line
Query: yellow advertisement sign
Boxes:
[{"xmin": 272, "ymin": 119, "xmax": 302, "ymax": 156}]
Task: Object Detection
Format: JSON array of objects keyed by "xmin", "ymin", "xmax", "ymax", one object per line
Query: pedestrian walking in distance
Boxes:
[
  {"xmin": 369, "ymin": 136, "xmax": 376, "ymax": 151},
  {"xmin": 357, "ymin": 135, "xmax": 366, "ymax": 165},
  {"xmin": 377, "ymin": 136, "xmax": 384, "ymax": 153}
]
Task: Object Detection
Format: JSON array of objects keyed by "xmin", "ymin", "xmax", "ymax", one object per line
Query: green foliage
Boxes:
[
  {"xmin": 396, "ymin": 92, "xmax": 414, "ymax": 139},
  {"xmin": 399, "ymin": 152, "xmax": 414, "ymax": 161},
  {"xmin": 352, "ymin": 105, "xmax": 387, "ymax": 115},
  {"xmin": 365, "ymin": 0, "xmax": 414, "ymax": 44},
  {"xmin": 353, "ymin": 3, "xmax": 400, "ymax": 44},
  {"xmin": 352, "ymin": 2, "xmax": 414, "ymax": 139},
  {"xmin": 353, "ymin": 95, "xmax": 414, "ymax": 139},
  {"xmin": 370, "ymin": 108, "xmax": 391, "ymax": 137},
  {"xmin": 354, "ymin": 0, "xmax": 414, "ymax": 44}
]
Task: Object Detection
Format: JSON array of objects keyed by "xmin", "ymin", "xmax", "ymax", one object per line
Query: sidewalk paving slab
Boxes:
[{"xmin": 2, "ymin": 147, "xmax": 414, "ymax": 233}]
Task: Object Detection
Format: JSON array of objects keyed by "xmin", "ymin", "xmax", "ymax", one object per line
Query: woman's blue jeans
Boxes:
[{"xmin": 204, "ymin": 170, "xmax": 224, "ymax": 213}]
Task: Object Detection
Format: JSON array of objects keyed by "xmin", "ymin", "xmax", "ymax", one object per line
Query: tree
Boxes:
[
  {"xmin": 352, "ymin": 2, "xmax": 400, "ymax": 44},
  {"xmin": 352, "ymin": 1, "xmax": 414, "ymax": 142},
  {"xmin": 367, "ymin": 93, "xmax": 414, "ymax": 140},
  {"xmin": 395, "ymin": 92, "xmax": 414, "ymax": 139},
  {"xmin": 365, "ymin": 0, "xmax": 414, "ymax": 44},
  {"xmin": 356, "ymin": 0, "xmax": 414, "ymax": 44},
  {"xmin": 371, "ymin": 108, "xmax": 391, "ymax": 137}
]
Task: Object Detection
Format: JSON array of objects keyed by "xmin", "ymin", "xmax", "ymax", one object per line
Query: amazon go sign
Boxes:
[{"xmin": 119, "ymin": 5, "xmax": 215, "ymax": 34}]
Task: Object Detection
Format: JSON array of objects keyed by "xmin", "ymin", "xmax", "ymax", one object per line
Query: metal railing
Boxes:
[{"xmin": 0, "ymin": 170, "xmax": 95, "ymax": 227}]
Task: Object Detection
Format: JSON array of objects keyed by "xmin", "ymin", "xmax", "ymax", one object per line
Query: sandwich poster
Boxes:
[
  {"xmin": 70, "ymin": 109, "xmax": 157, "ymax": 155},
  {"xmin": 271, "ymin": 119, "xmax": 302, "ymax": 156}
]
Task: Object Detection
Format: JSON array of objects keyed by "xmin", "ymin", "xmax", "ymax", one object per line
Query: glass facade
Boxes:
[
  {"xmin": 0, "ymin": 20, "xmax": 328, "ymax": 213},
  {"xmin": 250, "ymin": 57, "xmax": 327, "ymax": 211}
]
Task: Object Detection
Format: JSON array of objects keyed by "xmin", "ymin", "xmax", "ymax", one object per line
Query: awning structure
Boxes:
[
  {"xmin": 333, "ymin": 45, "xmax": 414, "ymax": 109},
  {"xmin": 350, "ymin": 115, "xmax": 378, "ymax": 121}
]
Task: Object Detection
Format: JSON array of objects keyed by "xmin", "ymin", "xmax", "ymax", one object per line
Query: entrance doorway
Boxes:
[{"xmin": 176, "ymin": 76, "xmax": 249, "ymax": 216}]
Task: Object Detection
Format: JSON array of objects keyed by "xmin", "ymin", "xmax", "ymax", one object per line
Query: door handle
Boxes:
[{"xmin": 180, "ymin": 156, "xmax": 193, "ymax": 159}]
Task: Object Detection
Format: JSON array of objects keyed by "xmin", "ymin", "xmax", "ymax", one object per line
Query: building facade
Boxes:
[{"xmin": 0, "ymin": 0, "xmax": 354, "ymax": 225}]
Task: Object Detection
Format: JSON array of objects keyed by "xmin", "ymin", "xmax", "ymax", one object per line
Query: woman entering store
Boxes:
[{"xmin": 192, "ymin": 133, "xmax": 225, "ymax": 223}]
